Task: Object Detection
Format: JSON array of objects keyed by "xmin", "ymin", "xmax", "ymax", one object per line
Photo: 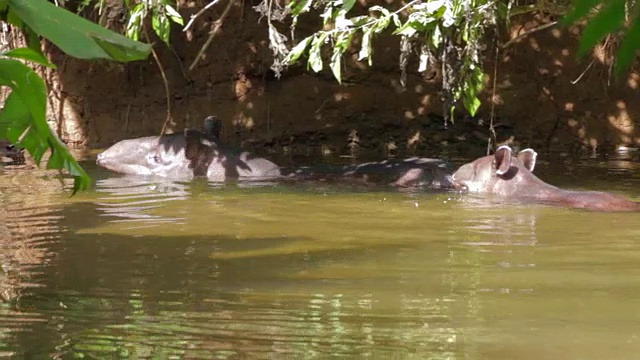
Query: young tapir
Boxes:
[
  {"xmin": 96, "ymin": 116, "xmax": 282, "ymax": 182},
  {"xmin": 451, "ymin": 145, "xmax": 640, "ymax": 212}
]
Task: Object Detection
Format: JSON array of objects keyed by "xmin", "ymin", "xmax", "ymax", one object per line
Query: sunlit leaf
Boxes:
[
  {"xmin": 418, "ymin": 46, "xmax": 429, "ymax": 72},
  {"xmin": 285, "ymin": 35, "xmax": 313, "ymax": 64},
  {"xmin": 165, "ymin": 4, "xmax": 183, "ymax": 25},
  {"xmin": 308, "ymin": 34, "xmax": 326, "ymax": 72},
  {"xmin": 330, "ymin": 48, "xmax": 342, "ymax": 84},
  {"xmin": 431, "ymin": 25, "xmax": 442, "ymax": 47},
  {"xmin": 393, "ymin": 22, "xmax": 418, "ymax": 37},
  {"xmin": 153, "ymin": 13, "xmax": 171, "ymax": 43},
  {"xmin": 391, "ymin": 13, "xmax": 401, "ymax": 27},
  {"xmin": 289, "ymin": 0, "xmax": 313, "ymax": 16},
  {"xmin": 358, "ymin": 27, "xmax": 374, "ymax": 64}
]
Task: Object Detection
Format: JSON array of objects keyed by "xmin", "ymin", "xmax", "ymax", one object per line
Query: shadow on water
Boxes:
[{"xmin": 1, "ymin": 160, "xmax": 640, "ymax": 358}]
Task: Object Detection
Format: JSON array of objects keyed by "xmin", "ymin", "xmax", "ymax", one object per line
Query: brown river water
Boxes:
[{"xmin": 1, "ymin": 155, "xmax": 640, "ymax": 359}]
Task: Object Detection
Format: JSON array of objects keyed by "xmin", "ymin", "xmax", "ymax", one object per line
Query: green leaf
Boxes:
[
  {"xmin": 285, "ymin": 35, "xmax": 313, "ymax": 64},
  {"xmin": 2, "ymin": 47, "xmax": 57, "ymax": 68},
  {"xmin": 577, "ymin": 0, "xmax": 626, "ymax": 56},
  {"xmin": 614, "ymin": 17, "xmax": 640, "ymax": 76},
  {"xmin": 289, "ymin": 0, "xmax": 312, "ymax": 16},
  {"xmin": 393, "ymin": 22, "xmax": 417, "ymax": 37},
  {"xmin": 461, "ymin": 67, "xmax": 485, "ymax": 116},
  {"xmin": 350, "ymin": 15, "xmax": 371, "ymax": 27},
  {"xmin": 330, "ymin": 48, "xmax": 342, "ymax": 84},
  {"xmin": 341, "ymin": 0, "xmax": 356, "ymax": 13},
  {"xmin": 9, "ymin": 0, "xmax": 151, "ymax": 61},
  {"xmin": 561, "ymin": 0, "xmax": 603, "ymax": 25},
  {"xmin": 336, "ymin": 31, "xmax": 354, "ymax": 51},
  {"xmin": 0, "ymin": 93, "xmax": 31, "ymax": 141},
  {"xmin": 152, "ymin": 12, "xmax": 171, "ymax": 44},
  {"xmin": 6, "ymin": 7, "xmax": 23, "ymax": 28},
  {"xmin": 126, "ymin": 6, "xmax": 143, "ymax": 41},
  {"xmin": 374, "ymin": 15, "xmax": 391, "ymax": 34},
  {"xmin": 0, "ymin": 59, "xmax": 91, "ymax": 193}
]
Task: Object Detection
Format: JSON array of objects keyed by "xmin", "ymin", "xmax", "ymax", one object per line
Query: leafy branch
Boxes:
[
  {"xmin": 563, "ymin": 0, "xmax": 640, "ymax": 76},
  {"xmin": 260, "ymin": 0, "xmax": 501, "ymax": 119}
]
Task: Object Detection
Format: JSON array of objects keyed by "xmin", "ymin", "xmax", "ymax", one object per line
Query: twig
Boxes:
[
  {"xmin": 571, "ymin": 34, "xmax": 610, "ymax": 85},
  {"xmin": 501, "ymin": 21, "xmax": 558, "ymax": 49},
  {"xmin": 189, "ymin": 0, "xmax": 236, "ymax": 72},
  {"xmin": 488, "ymin": 33, "xmax": 499, "ymax": 155},
  {"xmin": 183, "ymin": 0, "xmax": 222, "ymax": 32},
  {"xmin": 570, "ymin": 59, "xmax": 595, "ymax": 84},
  {"xmin": 125, "ymin": 102, "xmax": 131, "ymax": 132},
  {"xmin": 143, "ymin": 26, "xmax": 173, "ymax": 136}
]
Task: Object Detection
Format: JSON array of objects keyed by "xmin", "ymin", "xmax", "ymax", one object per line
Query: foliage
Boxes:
[
  {"xmin": 71, "ymin": 0, "xmax": 184, "ymax": 44},
  {"xmin": 261, "ymin": 0, "xmax": 640, "ymax": 120},
  {"xmin": 124, "ymin": 0, "xmax": 184, "ymax": 44},
  {"xmin": 262, "ymin": 0, "xmax": 502, "ymax": 119},
  {"xmin": 563, "ymin": 0, "xmax": 640, "ymax": 76},
  {"xmin": 0, "ymin": 0, "xmax": 152, "ymax": 193}
]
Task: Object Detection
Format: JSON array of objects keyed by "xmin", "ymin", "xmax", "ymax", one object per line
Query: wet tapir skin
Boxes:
[
  {"xmin": 284, "ymin": 157, "xmax": 454, "ymax": 189},
  {"xmin": 452, "ymin": 145, "xmax": 640, "ymax": 212},
  {"xmin": 96, "ymin": 117, "xmax": 281, "ymax": 182}
]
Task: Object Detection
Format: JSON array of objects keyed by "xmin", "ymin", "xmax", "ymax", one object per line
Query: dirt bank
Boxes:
[{"xmin": 43, "ymin": 1, "xmax": 640, "ymax": 161}]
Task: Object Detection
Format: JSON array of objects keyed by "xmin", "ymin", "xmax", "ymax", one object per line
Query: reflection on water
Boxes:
[
  {"xmin": 1, "ymin": 160, "xmax": 640, "ymax": 358},
  {"xmin": 95, "ymin": 176, "xmax": 191, "ymax": 226}
]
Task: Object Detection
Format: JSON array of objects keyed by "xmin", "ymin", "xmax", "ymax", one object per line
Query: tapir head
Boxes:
[
  {"xmin": 97, "ymin": 135, "xmax": 192, "ymax": 179},
  {"xmin": 452, "ymin": 146, "xmax": 538, "ymax": 194}
]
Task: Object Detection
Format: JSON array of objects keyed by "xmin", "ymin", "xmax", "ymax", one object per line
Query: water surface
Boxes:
[{"xmin": 1, "ymin": 157, "xmax": 640, "ymax": 359}]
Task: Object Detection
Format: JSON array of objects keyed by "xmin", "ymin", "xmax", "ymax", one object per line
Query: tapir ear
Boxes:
[
  {"xmin": 204, "ymin": 116, "xmax": 222, "ymax": 139},
  {"xmin": 494, "ymin": 145, "xmax": 513, "ymax": 175},
  {"xmin": 518, "ymin": 148, "xmax": 537, "ymax": 172}
]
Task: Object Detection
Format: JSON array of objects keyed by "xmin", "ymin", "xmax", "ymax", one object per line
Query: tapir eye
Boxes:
[{"xmin": 148, "ymin": 154, "xmax": 161, "ymax": 163}]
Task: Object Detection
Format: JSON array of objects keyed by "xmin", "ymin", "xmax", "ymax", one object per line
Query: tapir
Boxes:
[
  {"xmin": 451, "ymin": 145, "xmax": 640, "ymax": 212},
  {"xmin": 97, "ymin": 116, "xmax": 282, "ymax": 182},
  {"xmin": 285, "ymin": 157, "xmax": 454, "ymax": 189}
]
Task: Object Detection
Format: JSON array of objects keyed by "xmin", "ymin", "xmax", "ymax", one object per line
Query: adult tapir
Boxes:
[
  {"xmin": 97, "ymin": 116, "xmax": 282, "ymax": 182},
  {"xmin": 451, "ymin": 145, "xmax": 640, "ymax": 212},
  {"xmin": 97, "ymin": 115, "xmax": 454, "ymax": 188}
]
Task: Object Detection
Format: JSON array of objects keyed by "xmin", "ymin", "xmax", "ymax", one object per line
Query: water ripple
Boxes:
[{"xmin": 95, "ymin": 176, "xmax": 190, "ymax": 225}]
